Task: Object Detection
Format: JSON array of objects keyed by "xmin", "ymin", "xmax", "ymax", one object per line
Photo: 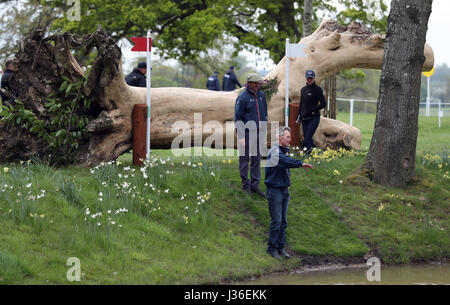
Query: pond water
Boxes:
[{"xmin": 240, "ymin": 263, "xmax": 450, "ymax": 285}]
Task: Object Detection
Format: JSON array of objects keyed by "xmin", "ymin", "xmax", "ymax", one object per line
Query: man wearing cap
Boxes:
[
  {"xmin": 234, "ymin": 72, "xmax": 268, "ymax": 197},
  {"xmin": 223, "ymin": 66, "xmax": 242, "ymax": 91},
  {"xmin": 125, "ymin": 62, "xmax": 147, "ymax": 87},
  {"xmin": 206, "ymin": 71, "xmax": 221, "ymax": 91},
  {"xmin": 296, "ymin": 70, "xmax": 327, "ymax": 154}
]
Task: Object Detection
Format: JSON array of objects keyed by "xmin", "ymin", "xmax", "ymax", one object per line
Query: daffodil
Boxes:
[
  {"xmin": 378, "ymin": 203, "xmax": 384, "ymax": 212},
  {"xmin": 3, "ymin": 167, "xmax": 8, "ymax": 173}
]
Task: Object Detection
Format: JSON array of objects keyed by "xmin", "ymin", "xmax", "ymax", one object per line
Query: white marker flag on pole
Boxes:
[
  {"xmin": 287, "ymin": 43, "xmax": 307, "ymax": 58},
  {"xmin": 285, "ymin": 41, "xmax": 307, "ymax": 126}
]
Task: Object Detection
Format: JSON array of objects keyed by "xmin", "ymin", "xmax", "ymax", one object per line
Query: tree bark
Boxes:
[
  {"xmin": 364, "ymin": 0, "xmax": 433, "ymax": 187},
  {"xmin": 303, "ymin": 0, "xmax": 313, "ymax": 37}
]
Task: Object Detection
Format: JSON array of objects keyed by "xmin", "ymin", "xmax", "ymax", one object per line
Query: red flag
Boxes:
[{"xmin": 131, "ymin": 37, "xmax": 151, "ymax": 52}]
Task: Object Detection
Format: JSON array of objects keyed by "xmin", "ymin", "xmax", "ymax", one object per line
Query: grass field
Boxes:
[
  {"xmin": 0, "ymin": 113, "xmax": 448, "ymax": 284},
  {"xmin": 336, "ymin": 112, "xmax": 450, "ymax": 153}
]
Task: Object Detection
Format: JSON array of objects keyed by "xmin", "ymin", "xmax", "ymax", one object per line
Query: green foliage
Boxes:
[
  {"xmin": 57, "ymin": 178, "xmax": 83, "ymax": 207},
  {"xmin": 48, "ymin": 0, "xmax": 388, "ymax": 63},
  {"xmin": 336, "ymin": 0, "xmax": 388, "ymax": 33},
  {"xmin": 260, "ymin": 77, "xmax": 280, "ymax": 103},
  {"xmin": 0, "ymin": 75, "xmax": 92, "ymax": 166},
  {"xmin": 0, "ymin": 249, "xmax": 31, "ymax": 283}
]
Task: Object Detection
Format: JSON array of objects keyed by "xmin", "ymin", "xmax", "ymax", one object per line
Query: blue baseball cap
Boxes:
[{"xmin": 305, "ymin": 70, "xmax": 315, "ymax": 78}]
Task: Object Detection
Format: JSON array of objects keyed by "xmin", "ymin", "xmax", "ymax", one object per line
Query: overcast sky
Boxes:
[{"xmin": 426, "ymin": 0, "xmax": 450, "ymax": 67}]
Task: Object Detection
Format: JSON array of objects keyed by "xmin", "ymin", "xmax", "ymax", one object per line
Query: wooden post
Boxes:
[
  {"xmin": 289, "ymin": 103, "xmax": 300, "ymax": 148},
  {"xmin": 132, "ymin": 104, "xmax": 148, "ymax": 166}
]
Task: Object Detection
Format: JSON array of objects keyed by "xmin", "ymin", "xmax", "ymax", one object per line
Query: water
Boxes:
[{"xmin": 240, "ymin": 263, "xmax": 450, "ymax": 285}]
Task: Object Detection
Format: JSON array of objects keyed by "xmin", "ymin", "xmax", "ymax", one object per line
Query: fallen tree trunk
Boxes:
[{"xmin": 0, "ymin": 20, "xmax": 434, "ymax": 166}]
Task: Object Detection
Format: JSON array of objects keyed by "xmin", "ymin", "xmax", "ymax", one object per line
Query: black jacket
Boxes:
[
  {"xmin": 1, "ymin": 69, "xmax": 14, "ymax": 103},
  {"xmin": 296, "ymin": 82, "xmax": 327, "ymax": 122},
  {"xmin": 125, "ymin": 68, "xmax": 146, "ymax": 87},
  {"xmin": 222, "ymin": 70, "xmax": 241, "ymax": 91},
  {"xmin": 206, "ymin": 74, "xmax": 220, "ymax": 91}
]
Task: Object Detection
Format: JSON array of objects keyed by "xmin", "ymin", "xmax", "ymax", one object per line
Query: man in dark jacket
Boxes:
[
  {"xmin": 223, "ymin": 66, "xmax": 242, "ymax": 91},
  {"xmin": 1, "ymin": 59, "xmax": 15, "ymax": 105},
  {"xmin": 234, "ymin": 73, "xmax": 268, "ymax": 197},
  {"xmin": 206, "ymin": 71, "xmax": 220, "ymax": 91},
  {"xmin": 125, "ymin": 62, "xmax": 147, "ymax": 87},
  {"xmin": 265, "ymin": 126, "xmax": 313, "ymax": 259},
  {"xmin": 296, "ymin": 70, "xmax": 327, "ymax": 154}
]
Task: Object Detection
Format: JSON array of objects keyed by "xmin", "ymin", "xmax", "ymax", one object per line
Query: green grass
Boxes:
[
  {"xmin": 336, "ymin": 112, "xmax": 450, "ymax": 153},
  {"xmin": 0, "ymin": 114, "xmax": 448, "ymax": 284}
]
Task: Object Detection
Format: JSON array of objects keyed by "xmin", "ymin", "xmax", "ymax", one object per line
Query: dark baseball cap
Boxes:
[
  {"xmin": 137, "ymin": 62, "xmax": 147, "ymax": 69},
  {"xmin": 230, "ymin": 65, "xmax": 235, "ymax": 70},
  {"xmin": 305, "ymin": 70, "xmax": 315, "ymax": 78}
]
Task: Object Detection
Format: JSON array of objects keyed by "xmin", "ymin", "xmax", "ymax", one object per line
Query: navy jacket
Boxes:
[
  {"xmin": 296, "ymin": 82, "xmax": 326, "ymax": 122},
  {"xmin": 265, "ymin": 146, "xmax": 303, "ymax": 188},
  {"xmin": 1, "ymin": 69, "xmax": 13, "ymax": 102},
  {"xmin": 206, "ymin": 74, "xmax": 220, "ymax": 91},
  {"xmin": 223, "ymin": 70, "xmax": 242, "ymax": 91},
  {"xmin": 234, "ymin": 87, "xmax": 268, "ymax": 138},
  {"xmin": 125, "ymin": 68, "xmax": 146, "ymax": 87}
]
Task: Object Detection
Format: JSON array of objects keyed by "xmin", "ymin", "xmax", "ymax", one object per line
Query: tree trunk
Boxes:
[
  {"xmin": 303, "ymin": 0, "xmax": 313, "ymax": 37},
  {"xmin": 364, "ymin": 0, "xmax": 433, "ymax": 187}
]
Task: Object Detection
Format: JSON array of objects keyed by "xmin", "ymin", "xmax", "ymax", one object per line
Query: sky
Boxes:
[
  {"xmin": 426, "ymin": 0, "xmax": 450, "ymax": 68},
  {"xmin": 121, "ymin": 1, "xmax": 450, "ymax": 74}
]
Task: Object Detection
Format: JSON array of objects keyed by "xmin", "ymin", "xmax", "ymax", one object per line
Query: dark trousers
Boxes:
[
  {"xmin": 302, "ymin": 115, "xmax": 320, "ymax": 151},
  {"xmin": 266, "ymin": 186, "xmax": 290, "ymax": 252},
  {"xmin": 238, "ymin": 131, "xmax": 261, "ymax": 190}
]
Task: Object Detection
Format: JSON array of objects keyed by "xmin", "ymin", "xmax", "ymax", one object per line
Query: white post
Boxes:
[
  {"xmin": 438, "ymin": 99, "xmax": 442, "ymax": 128},
  {"xmin": 285, "ymin": 38, "xmax": 290, "ymax": 127},
  {"xmin": 349, "ymin": 99, "xmax": 354, "ymax": 127},
  {"xmin": 426, "ymin": 76, "xmax": 430, "ymax": 117},
  {"xmin": 146, "ymin": 31, "xmax": 152, "ymax": 160}
]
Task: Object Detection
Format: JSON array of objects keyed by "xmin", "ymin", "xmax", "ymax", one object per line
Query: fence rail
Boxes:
[{"xmin": 336, "ymin": 98, "xmax": 448, "ymax": 128}]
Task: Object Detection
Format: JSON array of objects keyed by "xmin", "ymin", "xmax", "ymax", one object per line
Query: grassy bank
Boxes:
[{"xmin": 0, "ymin": 114, "xmax": 448, "ymax": 284}]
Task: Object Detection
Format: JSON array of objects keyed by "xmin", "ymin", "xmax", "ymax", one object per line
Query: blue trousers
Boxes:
[
  {"xmin": 302, "ymin": 115, "xmax": 320, "ymax": 151},
  {"xmin": 266, "ymin": 186, "xmax": 290, "ymax": 252}
]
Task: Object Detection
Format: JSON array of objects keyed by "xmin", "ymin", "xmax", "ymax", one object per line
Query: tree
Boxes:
[
  {"xmin": 364, "ymin": 0, "xmax": 433, "ymax": 187},
  {"xmin": 47, "ymin": 0, "xmax": 388, "ymax": 63},
  {"xmin": 303, "ymin": 0, "xmax": 313, "ymax": 37}
]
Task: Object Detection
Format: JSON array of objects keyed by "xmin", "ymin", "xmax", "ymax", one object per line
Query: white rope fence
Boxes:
[{"xmin": 336, "ymin": 98, "xmax": 449, "ymax": 128}]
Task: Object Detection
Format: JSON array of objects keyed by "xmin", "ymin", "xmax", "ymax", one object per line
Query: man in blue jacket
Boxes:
[
  {"xmin": 223, "ymin": 66, "xmax": 242, "ymax": 91},
  {"xmin": 125, "ymin": 62, "xmax": 147, "ymax": 87},
  {"xmin": 234, "ymin": 72, "xmax": 268, "ymax": 197},
  {"xmin": 206, "ymin": 71, "xmax": 220, "ymax": 91},
  {"xmin": 265, "ymin": 126, "xmax": 314, "ymax": 259}
]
